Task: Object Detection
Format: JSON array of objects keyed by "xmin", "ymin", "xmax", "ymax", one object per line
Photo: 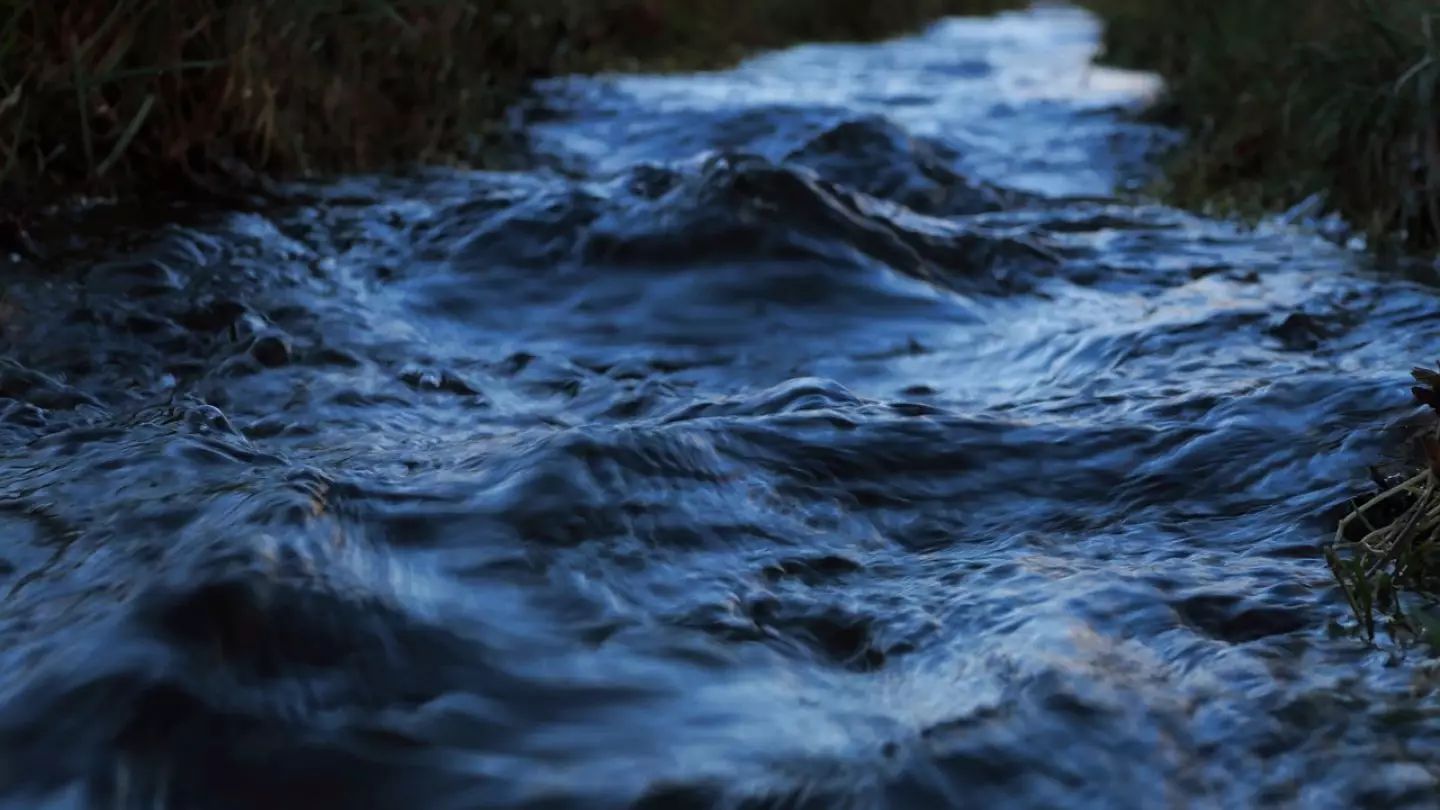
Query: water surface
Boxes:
[{"xmin": 2, "ymin": 6, "xmax": 1440, "ymax": 809}]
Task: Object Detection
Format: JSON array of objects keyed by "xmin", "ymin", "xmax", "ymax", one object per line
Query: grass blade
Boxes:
[
  {"xmin": 96, "ymin": 92, "xmax": 155, "ymax": 177},
  {"xmin": 69, "ymin": 33, "xmax": 95, "ymax": 177}
]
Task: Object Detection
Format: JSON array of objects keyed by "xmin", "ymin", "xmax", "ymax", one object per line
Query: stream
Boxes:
[{"xmin": 2, "ymin": 5, "xmax": 1440, "ymax": 809}]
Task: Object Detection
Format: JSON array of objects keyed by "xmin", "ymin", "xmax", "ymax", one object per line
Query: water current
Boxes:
[{"xmin": 3, "ymin": 5, "xmax": 1440, "ymax": 808}]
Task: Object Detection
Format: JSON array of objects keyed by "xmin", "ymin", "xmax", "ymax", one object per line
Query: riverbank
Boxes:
[
  {"xmin": 0, "ymin": 0, "xmax": 1017, "ymax": 208},
  {"xmin": 1080, "ymin": 0, "xmax": 1440, "ymax": 250},
  {"xmin": 9, "ymin": 1, "xmax": 1436, "ymax": 251}
]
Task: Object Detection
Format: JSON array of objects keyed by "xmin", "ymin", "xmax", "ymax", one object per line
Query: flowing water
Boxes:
[{"xmin": 4, "ymin": 6, "xmax": 1440, "ymax": 809}]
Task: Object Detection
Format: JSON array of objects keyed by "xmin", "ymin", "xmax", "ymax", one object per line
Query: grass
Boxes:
[
  {"xmin": 0, "ymin": 0, "xmax": 1023, "ymax": 206},
  {"xmin": 1078, "ymin": 0, "xmax": 1440, "ymax": 249},
  {"xmin": 0, "ymin": 0, "xmax": 588, "ymax": 198},
  {"xmin": 1327, "ymin": 365, "xmax": 1440, "ymax": 646}
]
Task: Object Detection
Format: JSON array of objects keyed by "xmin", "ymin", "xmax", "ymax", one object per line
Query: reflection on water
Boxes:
[{"xmin": 1, "ymin": 5, "xmax": 1439, "ymax": 809}]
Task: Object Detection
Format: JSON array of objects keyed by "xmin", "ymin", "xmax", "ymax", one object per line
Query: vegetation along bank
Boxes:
[
  {"xmin": 5, "ymin": 0, "xmax": 1435, "ymax": 250},
  {"xmin": 1082, "ymin": 0, "xmax": 1440, "ymax": 250},
  {"xmin": 0, "ymin": 0, "xmax": 1017, "ymax": 204}
]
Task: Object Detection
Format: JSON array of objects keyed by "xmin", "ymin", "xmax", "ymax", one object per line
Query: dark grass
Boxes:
[
  {"xmin": 578, "ymin": 0, "xmax": 1024, "ymax": 70},
  {"xmin": 1327, "ymin": 365, "xmax": 1440, "ymax": 648},
  {"xmin": 1080, "ymin": 0, "xmax": 1440, "ymax": 249},
  {"xmin": 0, "ymin": 0, "xmax": 588, "ymax": 199},
  {"xmin": 0, "ymin": 0, "xmax": 1024, "ymax": 206}
]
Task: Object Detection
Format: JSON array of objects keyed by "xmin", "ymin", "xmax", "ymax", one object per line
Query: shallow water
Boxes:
[{"xmin": 3, "ymin": 5, "xmax": 1440, "ymax": 809}]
